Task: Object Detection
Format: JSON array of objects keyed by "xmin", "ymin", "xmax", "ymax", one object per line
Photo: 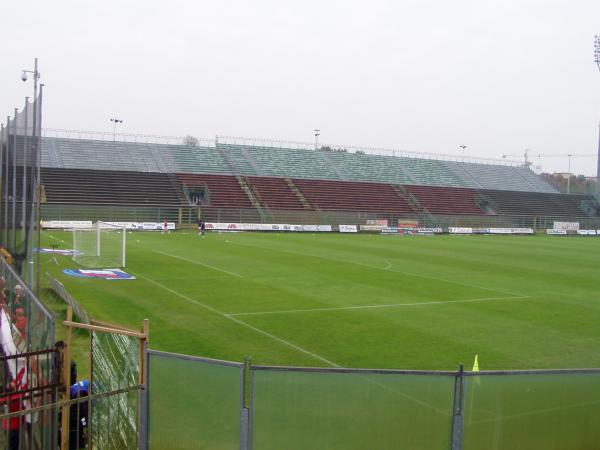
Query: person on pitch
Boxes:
[{"xmin": 198, "ymin": 220, "xmax": 205, "ymax": 237}]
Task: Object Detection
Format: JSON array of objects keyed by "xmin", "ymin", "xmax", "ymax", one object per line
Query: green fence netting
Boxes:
[
  {"xmin": 147, "ymin": 351, "xmax": 243, "ymax": 450},
  {"xmin": 250, "ymin": 368, "xmax": 455, "ymax": 450},
  {"xmin": 91, "ymin": 330, "xmax": 140, "ymax": 449},
  {"xmin": 462, "ymin": 372, "xmax": 600, "ymax": 450}
]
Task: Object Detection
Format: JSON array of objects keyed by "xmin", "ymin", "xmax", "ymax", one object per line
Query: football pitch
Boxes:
[{"xmin": 42, "ymin": 230, "xmax": 600, "ymax": 370}]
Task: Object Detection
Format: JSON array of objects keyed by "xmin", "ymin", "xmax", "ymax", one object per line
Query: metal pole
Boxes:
[
  {"xmin": 450, "ymin": 364, "xmax": 465, "ymax": 450},
  {"xmin": 3, "ymin": 117, "xmax": 9, "ymax": 247},
  {"xmin": 22, "ymin": 98, "xmax": 29, "ymax": 252},
  {"xmin": 35, "ymin": 83, "xmax": 43, "ymax": 296},
  {"xmin": 567, "ymin": 154, "xmax": 572, "ymax": 194},
  {"xmin": 12, "ymin": 109, "xmax": 18, "ymax": 252}
]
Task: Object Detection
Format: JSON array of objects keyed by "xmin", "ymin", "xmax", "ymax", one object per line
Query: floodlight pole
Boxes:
[
  {"xmin": 21, "ymin": 58, "xmax": 41, "ymax": 294},
  {"xmin": 314, "ymin": 129, "xmax": 320, "ymax": 150},
  {"xmin": 459, "ymin": 145, "xmax": 467, "ymax": 161},
  {"xmin": 110, "ymin": 118, "xmax": 123, "ymax": 142},
  {"xmin": 594, "ymin": 35, "xmax": 600, "ymax": 192},
  {"xmin": 567, "ymin": 154, "xmax": 572, "ymax": 194}
]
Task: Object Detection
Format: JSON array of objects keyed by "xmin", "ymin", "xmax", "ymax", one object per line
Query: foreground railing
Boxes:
[{"xmin": 143, "ymin": 351, "xmax": 600, "ymax": 450}]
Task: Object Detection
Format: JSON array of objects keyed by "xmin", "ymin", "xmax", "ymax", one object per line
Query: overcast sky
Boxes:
[{"xmin": 1, "ymin": 0, "xmax": 599, "ymax": 175}]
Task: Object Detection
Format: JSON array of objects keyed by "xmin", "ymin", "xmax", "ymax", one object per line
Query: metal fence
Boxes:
[
  {"xmin": 143, "ymin": 351, "xmax": 600, "ymax": 450},
  {"xmin": 1, "ymin": 87, "xmax": 43, "ymax": 293},
  {"xmin": 41, "ymin": 203, "xmax": 600, "ymax": 230},
  {"xmin": 1, "ymin": 257, "xmax": 54, "ymax": 351}
]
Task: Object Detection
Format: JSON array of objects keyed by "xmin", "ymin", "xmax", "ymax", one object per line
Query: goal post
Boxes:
[{"xmin": 72, "ymin": 221, "xmax": 126, "ymax": 268}]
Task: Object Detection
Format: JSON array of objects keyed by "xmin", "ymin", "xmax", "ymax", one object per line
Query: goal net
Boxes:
[{"xmin": 72, "ymin": 221, "xmax": 126, "ymax": 268}]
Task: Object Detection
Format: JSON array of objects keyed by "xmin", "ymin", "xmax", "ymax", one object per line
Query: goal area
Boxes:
[{"xmin": 72, "ymin": 221, "xmax": 126, "ymax": 268}]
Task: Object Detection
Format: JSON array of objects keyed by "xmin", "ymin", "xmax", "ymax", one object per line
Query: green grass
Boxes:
[{"xmin": 41, "ymin": 231, "xmax": 600, "ymax": 370}]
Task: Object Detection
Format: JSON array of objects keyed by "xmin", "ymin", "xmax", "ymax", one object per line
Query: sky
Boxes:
[{"xmin": 1, "ymin": 0, "xmax": 600, "ymax": 175}]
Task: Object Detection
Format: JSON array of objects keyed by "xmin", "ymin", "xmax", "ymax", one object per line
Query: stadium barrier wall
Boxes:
[
  {"xmin": 143, "ymin": 351, "xmax": 600, "ymax": 450},
  {"xmin": 41, "ymin": 203, "xmax": 600, "ymax": 231}
]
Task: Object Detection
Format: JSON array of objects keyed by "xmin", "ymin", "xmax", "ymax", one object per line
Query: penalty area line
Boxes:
[
  {"xmin": 227, "ymin": 295, "xmax": 530, "ymax": 317},
  {"xmin": 127, "ymin": 269, "xmax": 338, "ymax": 367},
  {"xmin": 130, "ymin": 270, "xmax": 451, "ymax": 415}
]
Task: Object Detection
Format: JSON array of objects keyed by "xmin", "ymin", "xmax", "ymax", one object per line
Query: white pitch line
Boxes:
[
  {"xmin": 142, "ymin": 247, "xmax": 243, "ymax": 278},
  {"xmin": 129, "ymin": 270, "xmax": 451, "ymax": 415},
  {"xmin": 127, "ymin": 269, "xmax": 338, "ymax": 367},
  {"xmin": 229, "ymin": 239, "xmax": 527, "ymax": 298},
  {"xmin": 227, "ymin": 295, "xmax": 530, "ymax": 317}
]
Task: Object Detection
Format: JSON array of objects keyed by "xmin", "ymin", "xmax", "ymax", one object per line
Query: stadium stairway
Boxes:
[
  {"xmin": 292, "ymin": 178, "xmax": 415, "ymax": 213},
  {"xmin": 175, "ymin": 173, "xmax": 255, "ymax": 209},
  {"xmin": 403, "ymin": 185, "xmax": 486, "ymax": 215},
  {"xmin": 245, "ymin": 176, "xmax": 309, "ymax": 210}
]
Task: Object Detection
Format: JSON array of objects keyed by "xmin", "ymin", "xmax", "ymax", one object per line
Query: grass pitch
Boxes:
[{"xmin": 41, "ymin": 231, "xmax": 600, "ymax": 370}]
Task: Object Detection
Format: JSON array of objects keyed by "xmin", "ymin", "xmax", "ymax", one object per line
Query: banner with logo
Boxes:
[
  {"xmin": 553, "ymin": 222, "xmax": 580, "ymax": 232},
  {"xmin": 577, "ymin": 229, "xmax": 597, "ymax": 236},
  {"xmin": 339, "ymin": 225, "xmax": 358, "ymax": 233},
  {"xmin": 546, "ymin": 229, "xmax": 567, "ymax": 235},
  {"xmin": 63, "ymin": 269, "xmax": 136, "ymax": 280},
  {"xmin": 449, "ymin": 227, "xmax": 473, "ymax": 234}
]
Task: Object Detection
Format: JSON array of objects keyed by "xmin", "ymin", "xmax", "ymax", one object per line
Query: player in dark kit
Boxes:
[{"xmin": 198, "ymin": 220, "xmax": 205, "ymax": 237}]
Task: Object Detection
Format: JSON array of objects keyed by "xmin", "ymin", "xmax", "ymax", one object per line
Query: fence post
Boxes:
[
  {"xmin": 60, "ymin": 305, "xmax": 73, "ymax": 450},
  {"xmin": 139, "ymin": 342, "xmax": 149, "ymax": 450},
  {"xmin": 450, "ymin": 364, "xmax": 465, "ymax": 450},
  {"xmin": 240, "ymin": 357, "xmax": 251, "ymax": 450}
]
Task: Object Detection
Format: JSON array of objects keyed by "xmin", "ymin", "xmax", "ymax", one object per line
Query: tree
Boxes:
[{"xmin": 182, "ymin": 135, "xmax": 200, "ymax": 147}]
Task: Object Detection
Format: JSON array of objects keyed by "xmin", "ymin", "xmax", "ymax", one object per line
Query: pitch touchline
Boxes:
[{"xmin": 227, "ymin": 295, "xmax": 530, "ymax": 317}]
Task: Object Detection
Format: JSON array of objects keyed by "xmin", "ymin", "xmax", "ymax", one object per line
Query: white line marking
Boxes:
[
  {"xmin": 129, "ymin": 269, "xmax": 451, "ymax": 415},
  {"xmin": 127, "ymin": 269, "xmax": 337, "ymax": 367},
  {"xmin": 229, "ymin": 239, "xmax": 527, "ymax": 298},
  {"xmin": 227, "ymin": 295, "xmax": 530, "ymax": 317},
  {"xmin": 142, "ymin": 247, "xmax": 243, "ymax": 278}
]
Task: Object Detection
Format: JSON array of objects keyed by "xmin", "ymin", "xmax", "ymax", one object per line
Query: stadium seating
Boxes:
[
  {"xmin": 293, "ymin": 178, "xmax": 414, "ymax": 212},
  {"xmin": 169, "ymin": 145, "xmax": 231, "ymax": 174},
  {"xmin": 41, "ymin": 168, "xmax": 185, "ymax": 205},
  {"xmin": 325, "ymin": 152, "xmax": 413, "ymax": 184},
  {"xmin": 41, "ymin": 137, "xmax": 559, "ymax": 194},
  {"xmin": 446, "ymin": 161, "xmax": 558, "ymax": 193},
  {"xmin": 479, "ymin": 189, "xmax": 596, "ymax": 217},
  {"xmin": 404, "ymin": 185, "xmax": 485, "ymax": 215},
  {"xmin": 175, "ymin": 173, "xmax": 254, "ymax": 208},
  {"xmin": 245, "ymin": 177, "xmax": 307, "ymax": 210}
]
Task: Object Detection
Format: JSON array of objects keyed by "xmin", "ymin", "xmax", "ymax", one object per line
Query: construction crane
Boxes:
[{"xmin": 502, "ymin": 151, "xmax": 596, "ymax": 194}]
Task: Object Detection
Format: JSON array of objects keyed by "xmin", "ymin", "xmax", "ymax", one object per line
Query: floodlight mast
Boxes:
[
  {"xmin": 21, "ymin": 58, "xmax": 41, "ymax": 295},
  {"xmin": 110, "ymin": 118, "xmax": 123, "ymax": 142},
  {"xmin": 595, "ymin": 35, "xmax": 600, "ymax": 192}
]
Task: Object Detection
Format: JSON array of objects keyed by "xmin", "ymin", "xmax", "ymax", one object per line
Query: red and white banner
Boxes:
[{"xmin": 553, "ymin": 221, "xmax": 579, "ymax": 232}]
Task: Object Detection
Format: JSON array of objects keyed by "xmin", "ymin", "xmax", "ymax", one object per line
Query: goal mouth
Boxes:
[{"xmin": 72, "ymin": 221, "xmax": 126, "ymax": 268}]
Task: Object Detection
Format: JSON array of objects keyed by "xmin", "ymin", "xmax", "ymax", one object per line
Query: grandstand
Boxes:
[{"xmin": 38, "ymin": 135, "xmax": 600, "ymax": 225}]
